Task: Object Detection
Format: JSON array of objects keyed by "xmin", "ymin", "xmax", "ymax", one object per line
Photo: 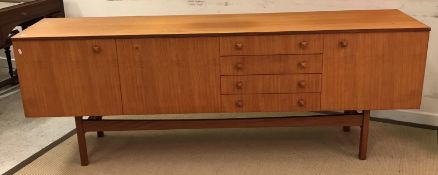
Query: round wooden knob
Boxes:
[
  {"xmin": 298, "ymin": 61, "xmax": 307, "ymax": 69},
  {"xmin": 234, "ymin": 43, "xmax": 243, "ymax": 50},
  {"xmin": 300, "ymin": 41, "xmax": 309, "ymax": 48},
  {"xmin": 235, "ymin": 63, "xmax": 244, "ymax": 70},
  {"xmin": 235, "ymin": 100, "xmax": 243, "ymax": 107},
  {"xmin": 297, "ymin": 99, "xmax": 306, "ymax": 107},
  {"xmin": 339, "ymin": 41, "xmax": 348, "ymax": 48},
  {"xmin": 236, "ymin": 81, "xmax": 243, "ymax": 89},
  {"xmin": 298, "ymin": 80, "xmax": 306, "ymax": 88},
  {"xmin": 92, "ymin": 45, "xmax": 101, "ymax": 53}
]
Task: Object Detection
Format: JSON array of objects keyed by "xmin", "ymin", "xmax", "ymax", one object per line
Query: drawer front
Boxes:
[
  {"xmin": 220, "ymin": 54, "xmax": 322, "ymax": 75},
  {"xmin": 221, "ymin": 74, "xmax": 321, "ymax": 94},
  {"xmin": 220, "ymin": 34, "xmax": 322, "ymax": 56},
  {"xmin": 221, "ymin": 93, "xmax": 320, "ymax": 112}
]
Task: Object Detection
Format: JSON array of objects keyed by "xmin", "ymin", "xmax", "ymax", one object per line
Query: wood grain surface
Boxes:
[
  {"xmin": 116, "ymin": 37, "xmax": 221, "ymax": 114},
  {"xmin": 221, "ymin": 93, "xmax": 320, "ymax": 112},
  {"xmin": 220, "ymin": 54, "xmax": 322, "ymax": 75},
  {"xmin": 13, "ymin": 9, "xmax": 429, "ymax": 40},
  {"xmin": 11, "ymin": 10, "xmax": 430, "ymax": 117},
  {"xmin": 220, "ymin": 74, "xmax": 321, "ymax": 94},
  {"xmin": 219, "ymin": 34, "xmax": 322, "ymax": 56},
  {"xmin": 13, "ymin": 39, "xmax": 123, "ymax": 116},
  {"xmin": 321, "ymin": 32, "xmax": 429, "ymax": 110}
]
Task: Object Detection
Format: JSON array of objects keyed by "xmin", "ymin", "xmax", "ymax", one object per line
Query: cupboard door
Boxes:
[
  {"xmin": 321, "ymin": 32, "xmax": 429, "ymax": 110},
  {"xmin": 13, "ymin": 39, "xmax": 122, "ymax": 117},
  {"xmin": 117, "ymin": 37, "xmax": 221, "ymax": 114}
]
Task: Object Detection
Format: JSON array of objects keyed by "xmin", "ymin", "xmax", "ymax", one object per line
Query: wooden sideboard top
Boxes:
[{"xmin": 13, "ymin": 9, "xmax": 429, "ymax": 40}]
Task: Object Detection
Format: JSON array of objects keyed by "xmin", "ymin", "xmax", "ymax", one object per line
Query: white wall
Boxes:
[
  {"xmin": 62, "ymin": 0, "xmax": 438, "ymax": 124},
  {"xmin": 63, "ymin": 0, "xmax": 403, "ymax": 16}
]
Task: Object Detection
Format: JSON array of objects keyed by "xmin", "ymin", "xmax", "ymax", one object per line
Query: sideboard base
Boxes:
[{"xmin": 74, "ymin": 110, "xmax": 370, "ymax": 166}]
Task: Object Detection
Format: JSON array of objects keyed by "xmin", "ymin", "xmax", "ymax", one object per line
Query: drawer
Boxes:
[
  {"xmin": 220, "ymin": 34, "xmax": 322, "ymax": 56},
  {"xmin": 221, "ymin": 74, "xmax": 321, "ymax": 94},
  {"xmin": 221, "ymin": 93, "xmax": 320, "ymax": 112},
  {"xmin": 220, "ymin": 54, "xmax": 322, "ymax": 75}
]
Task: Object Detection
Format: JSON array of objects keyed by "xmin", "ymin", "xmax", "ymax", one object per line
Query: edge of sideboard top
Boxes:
[{"xmin": 12, "ymin": 9, "xmax": 430, "ymax": 41}]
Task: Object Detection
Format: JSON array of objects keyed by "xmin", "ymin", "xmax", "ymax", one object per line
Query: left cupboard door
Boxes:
[{"xmin": 13, "ymin": 39, "xmax": 123, "ymax": 117}]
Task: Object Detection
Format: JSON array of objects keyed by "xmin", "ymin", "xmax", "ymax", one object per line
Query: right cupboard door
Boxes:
[{"xmin": 321, "ymin": 32, "xmax": 429, "ymax": 110}]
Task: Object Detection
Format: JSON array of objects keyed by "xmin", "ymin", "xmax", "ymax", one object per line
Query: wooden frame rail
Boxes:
[{"xmin": 74, "ymin": 110, "xmax": 370, "ymax": 166}]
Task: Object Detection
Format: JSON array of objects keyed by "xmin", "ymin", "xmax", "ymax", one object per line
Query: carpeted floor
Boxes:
[
  {"xmin": 0, "ymin": 89, "xmax": 74, "ymax": 175},
  {"xmin": 14, "ymin": 118, "xmax": 438, "ymax": 175}
]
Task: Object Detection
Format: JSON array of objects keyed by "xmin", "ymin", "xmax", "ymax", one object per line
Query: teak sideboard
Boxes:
[{"xmin": 12, "ymin": 9, "xmax": 430, "ymax": 166}]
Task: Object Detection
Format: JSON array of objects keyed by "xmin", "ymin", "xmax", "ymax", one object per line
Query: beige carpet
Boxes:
[{"xmin": 14, "ymin": 114, "xmax": 438, "ymax": 175}]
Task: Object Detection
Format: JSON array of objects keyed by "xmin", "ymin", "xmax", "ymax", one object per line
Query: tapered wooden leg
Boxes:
[
  {"xmin": 343, "ymin": 110, "xmax": 356, "ymax": 132},
  {"xmin": 359, "ymin": 110, "xmax": 370, "ymax": 160},
  {"xmin": 75, "ymin": 116, "xmax": 89, "ymax": 166},
  {"xmin": 96, "ymin": 116, "xmax": 104, "ymax": 138},
  {"xmin": 89, "ymin": 116, "xmax": 104, "ymax": 137}
]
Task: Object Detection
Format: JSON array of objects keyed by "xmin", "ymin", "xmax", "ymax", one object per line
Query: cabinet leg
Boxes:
[
  {"xmin": 96, "ymin": 116, "xmax": 104, "ymax": 138},
  {"xmin": 88, "ymin": 116, "xmax": 104, "ymax": 137},
  {"xmin": 75, "ymin": 116, "xmax": 89, "ymax": 166},
  {"xmin": 343, "ymin": 110, "xmax": 356, "ymax": 132},
  {"xmin": 359, "ymin": 110, "xmax": 370, "ymax": 160}
]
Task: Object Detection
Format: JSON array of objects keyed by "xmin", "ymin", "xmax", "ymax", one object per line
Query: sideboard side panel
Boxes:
[
  {"xmin": 321, "ymin": 32, "xmax": 429, "ymax": 110},
  {"xmin": 117, "ymin": 37, "xmax": 221, "ymax": 114},
  {"xmin": 13, "ymin": 39, "xmax": 123, "ymax": 117}
]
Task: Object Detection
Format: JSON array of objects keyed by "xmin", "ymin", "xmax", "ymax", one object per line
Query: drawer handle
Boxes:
[
  {"xmin": 234, "ymin": 43, "xmax": 243, "ymax": 50},
  {"xmin": 339, "ymin": 41, "xmax": 348, "ymax": 48},
  {"xmin": 235, "ymin": 63, "xmax": 244, "ymax": 70},
  {"xmin": 298, "ymin": 61, "xmax": 307, "ymax": 69},
  {"xmin": 299, "ymin": 41, "xmax": 309, "ymax": 48},
  {"xmin": 235, "ymin": 100, "xmax": 243, "ymax": 107},
  {"xmin": 92, "ymin": 45, "xmax": 101, "ymax": 53},
  {"xmin": 297, "ymin": 99, "xmax": 306, "ymax": 107},
  {"xmin": 236, "ymin": 81, "xmax": 244, "ymax": 89},
  {"xmin": 298, "ymin": 80, "xmax": 306, "ymax": 88}
]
